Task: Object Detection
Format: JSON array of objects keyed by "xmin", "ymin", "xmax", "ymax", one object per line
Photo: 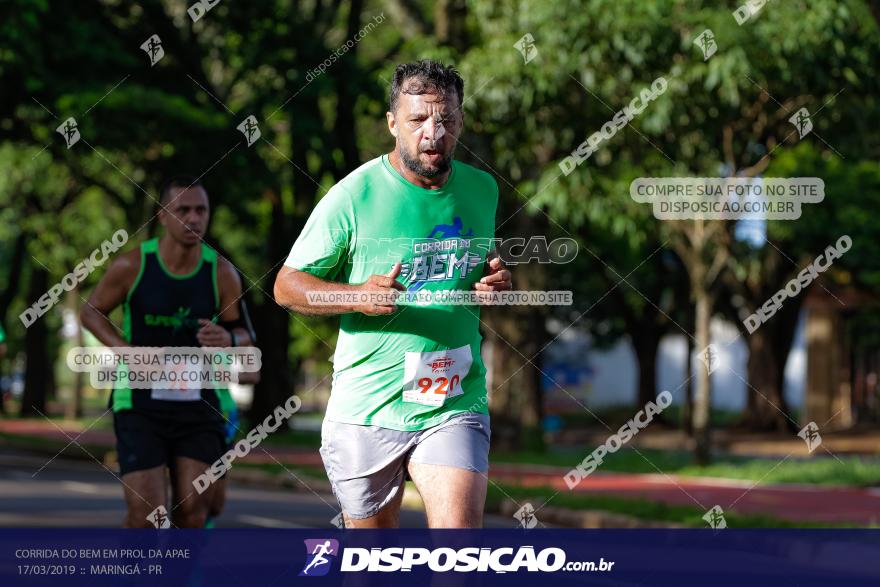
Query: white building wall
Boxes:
[{"xmin": 548, "ymin": 312, "xmax": 807, "ymax": 411}]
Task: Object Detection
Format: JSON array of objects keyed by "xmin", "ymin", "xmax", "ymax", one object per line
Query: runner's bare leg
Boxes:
[
  {"xmin": 121, "ymin": 465, "xmax": 166, "ymax": 528},
  {"xmin": 170, "ymin": 456, "xmax": 216, "ymax": 528},
  {"xmin": 407, "ymin": 462, "xmax": 486, "ymax": 528}
]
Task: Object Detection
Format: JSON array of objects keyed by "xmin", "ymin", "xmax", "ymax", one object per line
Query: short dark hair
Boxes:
[
  {"xmin": 389, "ymin": 60, "xmax": 464, "ymax": 113},
  {"xmin": 160, "ymin": 175, "xmax": 204, "ymax": 204}
]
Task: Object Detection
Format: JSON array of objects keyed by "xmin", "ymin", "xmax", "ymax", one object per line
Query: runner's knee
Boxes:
[{"xmin": 173, "ymin": 498, "xmax": 209, "ymax": 528}]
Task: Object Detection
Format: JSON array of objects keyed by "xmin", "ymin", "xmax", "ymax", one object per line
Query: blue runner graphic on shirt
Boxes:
[
  {"xmin": 427, "ymin": 216, "xmax": 473, "ymax": 239},
  {"xmin": 402, "ymin": 217, "xmax": 481, "ymax": 292}
]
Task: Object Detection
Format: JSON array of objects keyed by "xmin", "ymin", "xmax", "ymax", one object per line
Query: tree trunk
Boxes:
[
  {"xmin": 0, "ymin": 232, "xmax": 26, "ymax": 318},
  {"xmin": 249, "ymin": 192, "xmax": 295, "ymax": 424},
  {"xmin": 331, "ymin": 0, "xmax": 363, "ymax": 175},
  {"xmin": 0, "ymin": 232, "xmax": 25, "ymax": 414},
  {"xmin": 738, "ymin": 298, "xmax": 801, "ymax": 433},
  {"xmin": 21, "ymin": 267, "xmax": 50, "ymax": 417},
  {"xmin": 64, "ymin": 292, "xmax": 84, "ymax": 420},
  {"xmin": 682, "ymin": 332, "xmax": 694, "ymax": 436},
  {"xmin": 484, "ymin": 308, "xmax": 546, "ymax": 451},
  {"xmin": 741, "ymin": 326, "xmax": 794, "ymax": 432},
  {"xmin": 434, "ymin": 0, "xmax": 469, "ymax": 50},
  {"xmin": 632, "ymin": 332, "xmax": 661, "ymax": 408},
  {"xmin": 250, "ymin": 298, "xmax": 294, "ymax": 423},
  {"xmin": 250, "ymin": 76, "xmax": 328, "ymax": 423},
  {"xmin": 692, "ymin": 286, "xmax": 712, "ymax": 465},
  {"xmin": 485, "ymin": 326, "xmax": 517, "ymax": 450},
  {"xmin": 523, "ymin": 308, "xmax": 546, "ymax": 449}
]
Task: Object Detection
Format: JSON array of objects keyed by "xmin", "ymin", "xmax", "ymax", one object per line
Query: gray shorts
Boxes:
[{"xmin": 319, "ymin": 412, "xmax": 490, "ymax": 520}]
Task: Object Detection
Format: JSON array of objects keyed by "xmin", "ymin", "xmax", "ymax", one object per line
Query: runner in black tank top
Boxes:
[
  {"xmin": 111, "ymin": 236, "xmax": 224, "ymax": 416},
  {"xmin": 81, "ymin": 177, "xmax": 253, "ymax": 528}
]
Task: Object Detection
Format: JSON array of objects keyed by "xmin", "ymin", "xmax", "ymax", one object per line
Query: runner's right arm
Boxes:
[
  {"xmin": 80, "ymin": 249, "xmax": 140, "ymax": 347},
  {"xmin": 274, "ymin": 183, "xmax": 405, "ymax": 316},
  {"xmin": 274, "ymin": 263, "xmax": 404, "ymax": 317}
]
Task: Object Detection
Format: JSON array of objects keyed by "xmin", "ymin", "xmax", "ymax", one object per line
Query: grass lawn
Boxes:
[
  {"xmin": 484, "ymin": 483, "xmax": 852, "ymax": 528},
  {"xmin": 492, "ymin": 447, "xmax": 880, "ymax": 487},
  {"xmin": 252, "ymin": 428, "xmax": 322, "ymax": 450},
  {"xmin": 558, "ymin": 404, "xmax": 745, "ymax": 429},
  {"xmin": 235, "ymin": 461, "xmax": 331, "ymax": 481},
  {"xmin": 0, "ymin": 430, "xmax": 110, "ymax": 457}
]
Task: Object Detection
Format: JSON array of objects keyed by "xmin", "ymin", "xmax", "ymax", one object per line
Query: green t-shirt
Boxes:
[{"xmin": 285, "ymin": 154, "xmax": 499, "ymax": 431}]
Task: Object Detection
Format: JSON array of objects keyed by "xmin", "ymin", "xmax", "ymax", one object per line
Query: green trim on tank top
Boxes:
[
  {"xmin": 124, "ymin": 242, "xmax": 148, "ymax": 307},
  {"xmin": 114, "ymin": 241, "xmax": 147, "ymax": 412},
  {"xmin": 203, "ymin": 244, "xmax": 220, "ymax": 309},
  {"xmin": 150, "ymin": 238, "xmax": 206, "ymax": 280},
  {"xmin": 216, "ymin": 387, "xmax": 236, "ymax": 416}
]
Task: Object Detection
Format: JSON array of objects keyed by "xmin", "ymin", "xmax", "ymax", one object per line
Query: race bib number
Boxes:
[
  {"xmin": 150, "ymin": 361, "xmax": 201, "ymax": 401},
  {"xmin": 150, "ymin": 388, "xmax": 201, "ymax": 401},
  {"xmin": 402, "ymin": 345, "xmax": 472, "ymax": 407}
]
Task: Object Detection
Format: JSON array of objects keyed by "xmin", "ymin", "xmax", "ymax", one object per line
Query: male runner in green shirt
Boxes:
[{"xmin": 274, "ymin": 60, "xmax": 512, "ymax": 528}]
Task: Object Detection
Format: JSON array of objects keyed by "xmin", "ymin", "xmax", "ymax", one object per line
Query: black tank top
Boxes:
[{"xmin": 111, "ymin": 237, "xmax": 224, "ymax": 418}]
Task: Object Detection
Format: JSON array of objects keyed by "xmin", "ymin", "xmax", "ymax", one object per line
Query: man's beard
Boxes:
[{"xmin": 399, "ymin": 142, "xmax": 453, "ymax": 179}]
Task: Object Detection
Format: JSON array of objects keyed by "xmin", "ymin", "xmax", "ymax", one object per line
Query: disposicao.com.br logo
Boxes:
[{"xmin": 298, "ymin": 539, "xmax": 614, "ymax": 574}]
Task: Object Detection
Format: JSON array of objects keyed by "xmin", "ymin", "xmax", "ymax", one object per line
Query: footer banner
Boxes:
[{"xmin": 1, "ymin": 529, "xmax": 878, "ymax": 586}]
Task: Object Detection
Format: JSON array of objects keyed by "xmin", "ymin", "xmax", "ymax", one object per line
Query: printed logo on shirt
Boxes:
[
  {"xmin": 144, "ymin": 306, "xmax": 201, "ymax": 334},
  {"xmin": 400, "ymin": 217, "xmax": 484, "ymax": 291}
]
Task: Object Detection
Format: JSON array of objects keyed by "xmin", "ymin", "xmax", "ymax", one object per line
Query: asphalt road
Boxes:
[{"xmin": 0, "ymin": 448, "xmax": 516, "ymax": 528}]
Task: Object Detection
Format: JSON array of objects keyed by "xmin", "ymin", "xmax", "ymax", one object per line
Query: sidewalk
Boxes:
[{"xmin": 2, "ymin": 419, "xmax": 878, "ymax": 525}]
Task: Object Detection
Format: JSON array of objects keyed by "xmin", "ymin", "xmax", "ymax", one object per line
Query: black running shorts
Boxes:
[{"xmin": 113, "ymin": 409, "xmax": 226, "ymax": 476}]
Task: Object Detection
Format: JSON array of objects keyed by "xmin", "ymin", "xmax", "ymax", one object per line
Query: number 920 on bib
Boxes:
[{"xmin": 401, "ymin": 345, "xmax": 473, "ymax": 407}]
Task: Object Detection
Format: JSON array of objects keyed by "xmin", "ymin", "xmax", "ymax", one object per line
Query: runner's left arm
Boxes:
[{"xmin": 196, "ymin": 258, "xmax": 252, "ymax": 347}]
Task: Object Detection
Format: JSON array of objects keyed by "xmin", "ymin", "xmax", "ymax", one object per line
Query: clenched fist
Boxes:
[{"xmin": 355, "ymin": 263, "xmax": 406, "ymax": 315}]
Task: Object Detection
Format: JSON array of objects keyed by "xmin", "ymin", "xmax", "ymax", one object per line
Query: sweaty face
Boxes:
[
  {"xmin": 393, "ymin": 91, "xmax": 462, "ymax": 179},
  {"xmin": 159, "ymin": 186, "xmax": 209, "ymax": 245}
]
